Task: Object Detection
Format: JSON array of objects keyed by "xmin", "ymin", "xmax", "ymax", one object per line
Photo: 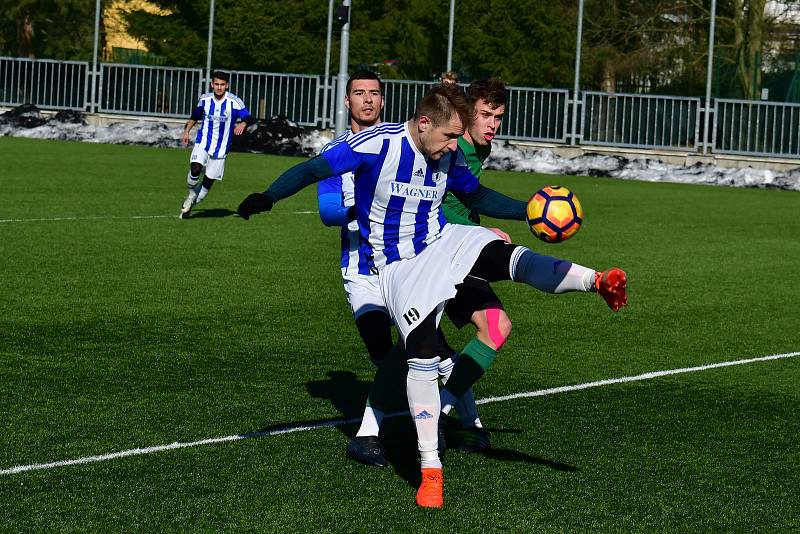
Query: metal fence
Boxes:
[
  {"xmin": 713, "ymin": 98, "xmax": 800, "ymax": 158},
  {"xmin": 99, "ymin": 63, "xmax": 203, "ymax": 117},
  {"xmin": 227, "ymin": 70, "xmax": 323, "ymax": 126},
  {"xmin": 381, "ymin": 79, "xmax": 436, "ymax": 123},
  {"xmin": 0, "ymin": 56, "xmax": 88, "ymax": 110},
  {"xmin": 504, "ymin": 86, "xmax": 570, "ymax": 143},
  {"xmin": 581, "ymin": 91, "xmax": 701, "ymax": 151},
  {"xmin": 3, "ymin": 55, "xmax": 800, "ymax": 160}
]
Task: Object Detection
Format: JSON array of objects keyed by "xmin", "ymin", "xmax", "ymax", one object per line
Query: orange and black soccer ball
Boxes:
[{"xmin": 525, "ymin": 185, "xmax": 583, "ymax": 243}]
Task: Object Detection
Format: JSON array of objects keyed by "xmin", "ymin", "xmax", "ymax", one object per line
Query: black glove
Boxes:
[{"xmin": 237, "ymin": 192, "xmax": 275, "ymax": 220}]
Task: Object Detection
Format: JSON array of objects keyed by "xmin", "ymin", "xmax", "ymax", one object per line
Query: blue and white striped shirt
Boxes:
[
  {"xmin": 321, "ymin": 122, "xmax": 480, "ymax": 269},
  {"xmin": 191, "ymin": 92, "xmax": 250, "ymax": 158},
  {"xmin": 317, "ymin": 129, "xmax": 373, "ymax": 275}
]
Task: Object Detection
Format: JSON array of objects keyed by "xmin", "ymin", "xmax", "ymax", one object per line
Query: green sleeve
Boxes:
[
  {"xmin": 442, "ymin": 192, "xmax": 478, "ymax": 226},
  {"xmin": 443, "ymin": 137, "xmax": 489, "ymax": 226}
]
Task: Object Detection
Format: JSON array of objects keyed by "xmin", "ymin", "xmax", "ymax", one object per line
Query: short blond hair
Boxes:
[{"xmin": 413, "ymin": 83, "xmax": 471, "ymax": 129}]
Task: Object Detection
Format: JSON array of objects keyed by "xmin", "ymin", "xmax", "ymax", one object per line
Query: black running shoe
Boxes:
[
  {"xmin": 346, "ymin": 436, "xmax": 389, "ymax": 467},
  {"xmin": 450, "ymin": 426, "xmax": 491, "ymax": 453}
]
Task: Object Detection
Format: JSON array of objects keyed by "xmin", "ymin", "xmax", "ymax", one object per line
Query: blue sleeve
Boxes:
[
  {"xmin": 317, "ymin": 175, "xmax": 343, "ymax": 196},
  {"xmin": 317, "ymin": 193, "xmax": 351, "ymax": 226},
  {"xmin": 320, "ymin": 141, "xmax": 362, "ymax": 176},
  {"xmin": 446, "ymin": 158, "xmax": 480, "ymax": 194},
  {"xmin": 190, "ymin": 104, "xmax": 204, "ymax": 121},
  {"xmin": 237, "ymin": 107, "xmax": 251, "ymax": 121},
  {"xmin": 317, "ymin": 176, "xmax": 351, "ymax": 226}
]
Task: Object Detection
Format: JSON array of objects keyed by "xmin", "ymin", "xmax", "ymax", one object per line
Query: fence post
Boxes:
[
  {"xmin": 702, "ymin": 0, "xmax": 717, "ymax": 154},
  {"xmin": 570, "ymin": 0, "xmax": 584, "ymax": 145},
  {"xmin": 90, "ymin": 0, "xmax": 101, "ymax": 113}
]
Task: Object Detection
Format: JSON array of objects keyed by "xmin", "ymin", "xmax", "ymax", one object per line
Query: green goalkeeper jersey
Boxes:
[{"xmin": 442, "ymin": 137, "xmax": 492, "ymax": 226}]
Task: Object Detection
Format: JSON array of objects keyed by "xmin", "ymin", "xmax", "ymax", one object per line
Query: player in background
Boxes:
[
  {"xmin": 317, "ymin": 71, "xmax": 390, "ymax": 367},
  {"xmin": 437, "ymin": 77, "xmax": 511, "ymax": 448},
  {"xmin": 435, "ymin": 78, "xmax": 509, "ymax": 445},
  {"xmin": 238, "ymin": 84, "xmax": 627, "ymax": 508},
  {"xmin": 179, "ymin": 71, "xmax": 253, "ymax": 219},
  {"xmin": 441, "ymin": 70, "xmax": 460, "ymax": 85},
  {"xmin": 442, "ymin": 78, "xmax": 505, "ymax": 227}
]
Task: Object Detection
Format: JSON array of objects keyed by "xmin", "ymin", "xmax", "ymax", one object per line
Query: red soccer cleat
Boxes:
[
  {"xmin": 416, "ymin": 467, "xmax": 444, "ymax": 508},
  {"xmin": 595, "ymin": 268, "xmax": 628, "ymax": 312}
]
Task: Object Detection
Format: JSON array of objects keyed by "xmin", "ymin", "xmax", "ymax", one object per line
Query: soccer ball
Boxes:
[{"xmin": 525, "ymin": 185, "xmax": 583, "ymax": 243}]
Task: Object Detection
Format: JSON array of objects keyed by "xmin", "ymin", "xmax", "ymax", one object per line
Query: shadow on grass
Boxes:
[
  {"xmin": 297, "ymin": 370, "xmax": 578, "ymax": 488},
  {"xmin": 480, "ymin": 447, "xmax": 578, "ymax": 472},
  {"xmin": 186, "ymin": 208, "xmax": 237, "ymax": 218}
]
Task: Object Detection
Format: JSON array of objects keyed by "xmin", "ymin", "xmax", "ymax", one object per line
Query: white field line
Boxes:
[
  {"xmin": 1, "ymin": 351, "xmax": 798, "ymax": 476},
  {"xmin": 0, "ymin": 211, "xmax": 316, "ymax": 224}
]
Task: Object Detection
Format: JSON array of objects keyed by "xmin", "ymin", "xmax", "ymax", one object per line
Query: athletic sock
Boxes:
[
  {"xmin": 407, "ymin": 357, "xmax": 442, "ymax": 469},
  {"xmin": 195, "ymin": 185, "xmax": 210, "ymax": 204},
  {"xmin": 356, "ymin": 346, "xmax": 405, "ymax": 437},
  {"xmin": 184, "ymin": 188, "xmax": 198, "ymax": 204},
  {"xmin": 439, "ymin": 354, "xmax": 481, "ymax": 426},
  {"xmin": 439, "ymin": 356, "xmax": 457, "ymax": 415},
  {"xmin": 438, "ymin": 355, "xmax": 456, "ymax": 382},
  {"xmin": 187, "ymin": 172, "xmax": 201, "ymax": 188},
  {"xmin": 440, "ymin": 337, "xmax": 497, "ymax": 402},
  {"xmin": 355, "ymin": 402, "xmax": 383, "ymax": 437},
  {"xmin": 510, "ymin": 246, "xmax": 596, "ymax": 293}
]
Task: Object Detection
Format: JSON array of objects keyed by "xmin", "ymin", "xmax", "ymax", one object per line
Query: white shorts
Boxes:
[
  {"xmin": 343, "ymin": 271, "xmax": 388, "ymax": 319},
  {"xmin": 190, "ymin": 145, "xmax": 226, "ymax": 180},
  {"xmin": 377, "ymin": 224, "xmax": 501, "ymax": 341}
]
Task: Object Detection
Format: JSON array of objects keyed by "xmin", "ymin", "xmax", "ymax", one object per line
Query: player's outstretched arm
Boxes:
[
  {"xmin": 237, "ymin": 156, "xmax": 336, "ymax": 220},
  {"xmin": 318, "ymin": 192, "xmax": 355, "ymax": 227},
  {"xmin": 453, "ymin": 184, "xmax": 527, "ymax": 221}
]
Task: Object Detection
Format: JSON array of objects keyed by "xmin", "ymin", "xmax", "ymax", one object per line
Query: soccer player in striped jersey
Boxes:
[
  {"xmin": 239, "ymin": 84, "xmax": 627, "ymax": 508},
  {"xmin": 179, "ymin": 71, "xmax": 252, "ymax": 219},
  {"xmin": 317, "ymin": 71, "xmax": 494, "ymax": 468}
]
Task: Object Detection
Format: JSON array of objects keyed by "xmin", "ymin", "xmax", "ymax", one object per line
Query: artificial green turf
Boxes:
[{"xmin": 1, "ymin": 137, "xmax": 798, "ymax": 532}]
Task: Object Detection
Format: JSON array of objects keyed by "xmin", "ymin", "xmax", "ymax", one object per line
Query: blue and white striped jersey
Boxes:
[
  {"xmin": 191, "ymin": 92, "xmax": 250, "ymax": 159},
  {"xmin": 317, "ymin": 129, "xmax": 374, "ymax": 276},
  {"xmin": 320, "ymin": 121, "xmax": 480, "ymax": 269}
]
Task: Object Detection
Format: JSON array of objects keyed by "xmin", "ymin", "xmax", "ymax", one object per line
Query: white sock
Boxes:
[
  {"xmin": 438, "ymin": 356, "xmax": 455, "ymax": 382},
  {"xmin": 195, "ymin": 186, "xmax": 210, "ymax": 204},
  {"xmin": 355, "ymin": 405, "xmax": 383, "ymax": 437},
  {"xmin": 407, "ymin": 357, "xmax": 442, "ymax": 469},
  {"xmin": 187, "ymin": 172, "xmax": 200, "ymax": 188},
  {"xmin": 440, "ymin": 354, "xmax": 481, "ymax": 427},
  {"xmin": 439, "ymin": 388, "xmax": 456, "ymax": 416},
  {"xmin": 510, "ymin": 246, "xmax": 596, "ymax": 293}
]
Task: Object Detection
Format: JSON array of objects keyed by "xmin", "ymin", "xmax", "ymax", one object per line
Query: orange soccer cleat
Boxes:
[
  {"xmin": 416, "ymin": 467, "xmax": 444, "ymax": 508},
  {"xmin": 595, "ymin": 268, "xmax": 628, "ymax": 312}
]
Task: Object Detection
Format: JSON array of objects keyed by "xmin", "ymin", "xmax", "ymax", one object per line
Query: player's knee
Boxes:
[
  {"xmin": 190, "ymin": 162, "xmax": 203, "ymax": 177},
  {"xmin": 355, "ymin": 311, "xmax": 393, "ymax": 365},
  {"xmin": 476, "ymin": 307, "xmax": 511, "ymax": 350},
  {"xmin": 405, "ymin": 327, "xmax": 445, "ymax": 360}
]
